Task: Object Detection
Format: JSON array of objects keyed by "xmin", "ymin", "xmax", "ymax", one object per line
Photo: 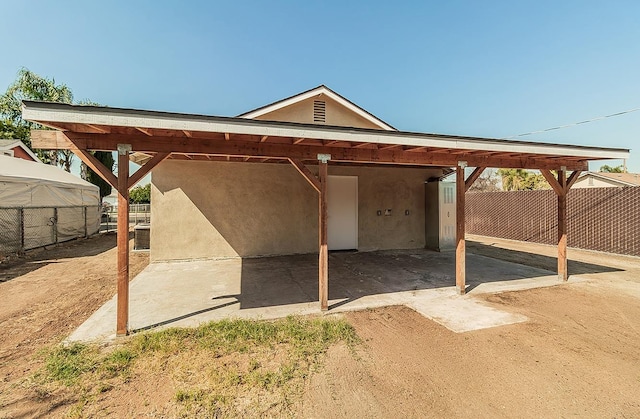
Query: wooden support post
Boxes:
[
  {"xmin": 456, "ymin": 163, "xmax": 466, "ymax": 294},
  {"xmin": 557, "ymin": 168, "xmax": 568, "ymax": 281},
  {"xmin": 542, "ymin": 168, "xmax": 572, "ymax": 282},
  {"xmin": 116, "ymin": 144, "xmax": 131, "ymax": 336},
  {"xmin": 318, "ymin": 159, "xmax": 329, "ymax": 311}
]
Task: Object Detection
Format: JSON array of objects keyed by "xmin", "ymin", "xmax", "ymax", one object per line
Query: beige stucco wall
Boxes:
[
  {"xmin": 253, "ymin": 94, "xmax": 383, "ymax": 129},
  {"xmin": 151, "ymin": 160, "xmax": 442, "ymax": 261}
]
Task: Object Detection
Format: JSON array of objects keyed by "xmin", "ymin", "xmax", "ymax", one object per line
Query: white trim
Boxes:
[
  {"xmin": 21, "ymin": 104, "xmax": 630, "ymax": 160},
  {"xmin": 239, "ymin": 86, "xmax": 396, "ymax": 131},
  {"xmin": 0, "ymin": 139, "xmax": 41, "ymax": 162}
]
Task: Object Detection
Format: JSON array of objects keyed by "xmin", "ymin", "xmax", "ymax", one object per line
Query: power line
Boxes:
[{"xmin": 504, "ymin": 107, "xmax": 640, "ymax": 139}]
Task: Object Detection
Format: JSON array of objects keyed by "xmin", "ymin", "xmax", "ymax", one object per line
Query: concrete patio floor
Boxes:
[{"xmin": 69, "ymin": 248, "xmax": 587, "ymax": 342}]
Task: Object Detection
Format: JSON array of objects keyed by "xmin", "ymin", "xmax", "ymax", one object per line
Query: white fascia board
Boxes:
[
  {"xmin": 240, "ymin": 86, "xmax": 396, "ymax": 131},
  {"xmin": 22, "ymin": 105, "xmax": 630, "ymax": 160}
]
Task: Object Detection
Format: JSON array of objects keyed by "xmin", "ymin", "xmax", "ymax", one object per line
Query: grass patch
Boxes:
[{"xmin": 37, "ymin": 316, "xmax": 358, "ymax": 417}]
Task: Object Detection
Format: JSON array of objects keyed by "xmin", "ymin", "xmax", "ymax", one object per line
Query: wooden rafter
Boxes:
[
  {"xmin": 224, "ymin": 133, "xmax": 230, "ymax": 141},
  {"xmin": 182, "ymin": 130, "xmax": 192, "ymax": 138},
  {"xmin": 260, "ymin": 135, "xmax": 269, "ymax": 143},
  {"xmin": 405, "ymin": 146, "xmax": 428, "ymax": 152},
  {"xmin": 135, "ymin": 127, "xmax": 153, "ymax": 136},
  {"xmin": 352, "ymin": 142, "xmax": 374, "ymax": 149},
  {"xmin": 31, "ymin": 131, "xmax": 588, "ymax": 171},
  {"xmin": 86, "ymin": 124, "xmax": 110, "ymax": 134},
  {"xmin": 293, "ymin": 138, "xmax": 305, "ymax": 144}
]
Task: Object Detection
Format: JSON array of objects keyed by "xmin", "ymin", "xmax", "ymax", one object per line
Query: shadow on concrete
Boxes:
[{"xmin": 227, "ymin": 246, "xmax": 622, "ymax": 310}]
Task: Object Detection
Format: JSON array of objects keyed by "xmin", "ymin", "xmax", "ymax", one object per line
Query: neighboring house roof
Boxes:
[
  {"xmin": 0, "ymin": 139, "xmax": 41, "ymax": 162},
  {"xmin": 238, "ymin": 85, "xmax": 396, "ymax": 131},
  {"xmin": 577, "ymin": 171, "xmax": 640, "ymax": 187}
]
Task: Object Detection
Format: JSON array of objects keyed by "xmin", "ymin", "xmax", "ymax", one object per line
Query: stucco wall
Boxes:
[
  {"xmin": 253, "ymin": 94, "xmax": 383, "ymax": 129},
  {"xmin": 151, "ymin": 160, "xmax": 441, "ymax": 261}
]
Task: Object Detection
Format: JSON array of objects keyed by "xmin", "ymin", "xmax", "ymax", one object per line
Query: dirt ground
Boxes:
[
  {"xmin": 1, "ymin": 234, "xmax": 639, "ymax": 418},
  {"xmin": 0, "ymin": 234, "xmax": 149, "ymax": 418}
]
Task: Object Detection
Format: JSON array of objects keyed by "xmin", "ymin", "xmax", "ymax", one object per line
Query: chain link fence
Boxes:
[
  {"xmin": 100, "ymin": 203, "xmax": 151, "ymax": 232},
  {"xmin": 0, "ymin": 205, "xmax": 101, "ymax": 255},
  {"xmin": 466, "ymin": 186, "xmax": 640, "ymax": 257}
]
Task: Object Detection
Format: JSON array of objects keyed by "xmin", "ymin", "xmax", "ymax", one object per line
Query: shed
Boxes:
[{"xmin": 0, "ymin": 155, "xmax": 100, "ymax": 251}]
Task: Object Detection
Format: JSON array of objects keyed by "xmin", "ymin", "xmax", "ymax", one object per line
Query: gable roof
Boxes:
[
  {"xmin": 237, "ymin": 85, "xmax": 396, "ymax": 131},
  {"xmin": 0, "ymin": 139, "xmax": 41, "ymax": 162},
  {"xmin": 578, "ymin": 171, "xmax": 640, "ymax": 186}
]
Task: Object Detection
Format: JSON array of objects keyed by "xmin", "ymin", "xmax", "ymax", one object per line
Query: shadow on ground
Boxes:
[{"xmin": 466, "ymin": 240, "xmax": 623, "ymax": 275}]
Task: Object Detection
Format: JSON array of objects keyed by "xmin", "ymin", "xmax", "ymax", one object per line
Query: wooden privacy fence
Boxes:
[{"xmin": 466, "ymin": 187, "xmax": 640, "ymax": 257}]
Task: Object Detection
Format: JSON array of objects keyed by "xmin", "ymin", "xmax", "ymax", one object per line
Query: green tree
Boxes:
[
  {"xmin": 129, "ymin": 184, "xmax": 151, "ymax": 204},
  {"xmin": 87, "ymin": 151, "xmax": 115, "ymax": 200},
  {"xmin": 0, "ymin": 68, "xmax": 73, "ymax": 165},
  {"xmin": 599, "ymin": 164, "xmax": 624, "ymax": 173},
  {"xmin": 497, "ymin": 169, "xmax": 548, "ymax": 191}
]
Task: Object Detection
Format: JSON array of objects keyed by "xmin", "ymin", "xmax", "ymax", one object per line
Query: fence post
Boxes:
[
  {"xmin": 19, "ymin": 208, "xmax": 25, "ymax": 252},
  {"xmin": 53, "ymin": 207, "xmax": 58, "ymax": 244}
]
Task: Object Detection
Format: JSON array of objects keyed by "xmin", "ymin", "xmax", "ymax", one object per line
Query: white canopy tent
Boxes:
[{"xmin": 0, "ymin": 155, "xmax": 100, "ymax": 251}]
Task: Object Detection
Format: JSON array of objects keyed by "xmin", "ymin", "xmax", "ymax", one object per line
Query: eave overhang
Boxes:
[{"xmin": 22, "ymin": 101, "xmax": 630, "ymax": 170}]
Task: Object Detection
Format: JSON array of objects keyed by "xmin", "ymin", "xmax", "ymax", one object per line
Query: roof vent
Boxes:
[{"xmin": 313, "ymin": 100, "xmax": 326, "ymax": 123}]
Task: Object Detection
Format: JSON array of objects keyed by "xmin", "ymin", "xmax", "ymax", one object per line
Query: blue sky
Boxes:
[{"xmin": 1, "ymin": 0, "xmax": 638, "ymax": 173}]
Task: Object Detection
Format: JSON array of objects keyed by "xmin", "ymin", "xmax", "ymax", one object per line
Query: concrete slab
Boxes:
[{"xmin": 68, "ymin": 249, "xmax": 585, "ymax": 343}]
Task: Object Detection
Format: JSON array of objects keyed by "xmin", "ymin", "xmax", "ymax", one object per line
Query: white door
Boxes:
[{"xmin": 328, "ymin": 175, "xmax": 358, "ymax": 250}]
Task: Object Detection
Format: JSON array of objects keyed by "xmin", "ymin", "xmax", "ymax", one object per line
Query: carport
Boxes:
[{"xmin": 23, "ymin": 100, "xmax": 629, "ymax": 336}]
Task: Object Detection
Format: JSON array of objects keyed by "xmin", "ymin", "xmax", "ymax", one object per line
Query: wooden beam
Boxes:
[
  {"xmin": 73, "ymin": 148, "xmax": 118, "ymax": 189},
  {"xmin": 318, "ymin": 160, "xmax": 328, "ymax": 311},
  {"xmin": 182, "ymin": 130, "xmax": 192, "ymax": 138},
  {"xmin": 566, "ymin": 170, "xmax": 582, "ymax": 190},
  {"xmin": 540, "ymin": 169, "xmax": 565, "ymax": 197},
  {"xmin": 293, "ymin": 138, "xmax": 305, "ymax": 144},
  {"xmin": 128, "ymin": 152, "xmax": 170, "ymax": 188},
  {"xmin": 464, "ymin": 166, "xmax": 486, "ymax": 192},
  {"xmin": 456, "ymin": 165, "xmax": 466, "ymax": 294},
  {"xmin": 224, "ymin": 133, "xmax": 230, "ymax": 141},
  {"xmin": 261, "ymin": 135, "xmax": 269, "ymax": 143},
  {"xmin": 30, "ymin": 130, "xmax": 589, "ymax": 171},
  {"xmin": 135, "ymin": 127, "xmax": 153, "ymax": 136},
  {"xmin": 116, "ymin": 145, "xmax": 130, "ymax": 336},
  {"xmin": 288, "ymin": 158, "xmax": 321, "ymax": 193},
  {"xmin": 557, "ymin": 169, "xmax": 568, "ymax": 282}
]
